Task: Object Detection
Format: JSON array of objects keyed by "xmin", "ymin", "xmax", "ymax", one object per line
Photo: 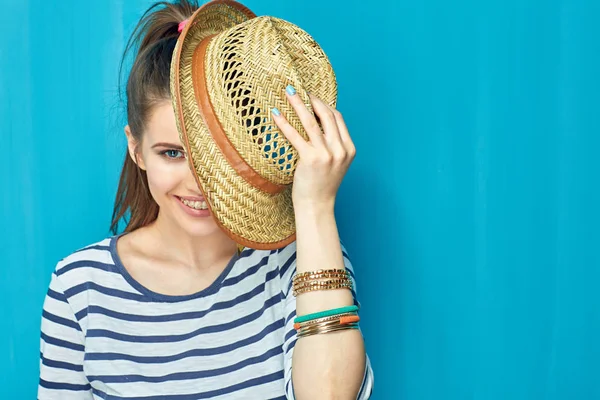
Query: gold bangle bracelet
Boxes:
[
  {"xmin": 293, "ymin": 283, "xmax": 353, "ymax": 296},
  {"xmin": 299, "ymin": 320, "xmax": 360, "ymax": 334},
  {"xmin": 294, "ymin": 279, "xmax": 352, "ymax": 288},
  {"xmin": 297, "ymin": 323, "xmax": 360, "ymax": 338},
  {"xmin": 295, "ymin": 268, "xmax": 348, "ymax": 278},
  {"xmin": 293, "ymin": 281, "xmax": 353, "ymax": 296},
  {"xmin": 294, "ymin": 277, "xmax": 352, "ymax": 287},
  {"xmin": 293, "ymin": 271, "xmax": 350, "ymax": 283},
  {"xmin": 293, "ymin": 269, "xmax": 348, "ymax": 281},
  {"xmin": 293, "ymin": 278, "xmax": 352, "ymax": 291},
  {"xmin": 298, "ymin": 319, "xmax": 355, "ymax": 334}
]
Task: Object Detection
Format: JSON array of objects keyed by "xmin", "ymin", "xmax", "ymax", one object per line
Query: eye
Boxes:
[{"xmin": 161, "ymin": 149, "xmax": 185, "ymax": 159}]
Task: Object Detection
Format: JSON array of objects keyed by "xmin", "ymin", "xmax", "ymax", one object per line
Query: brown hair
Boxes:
[{"xmin": 110, "ymin": 0, "xmax": 199, "ymax": 235}]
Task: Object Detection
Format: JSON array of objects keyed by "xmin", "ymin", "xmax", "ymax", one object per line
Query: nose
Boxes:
[{"xmin": 182, "ymin": 162, "xmax": 205, "ymax": 196}]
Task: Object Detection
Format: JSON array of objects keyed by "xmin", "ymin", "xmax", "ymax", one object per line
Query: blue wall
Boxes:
[{"xmin": 2, "ymin": 0, "xmax": 599, "ymax": 398}]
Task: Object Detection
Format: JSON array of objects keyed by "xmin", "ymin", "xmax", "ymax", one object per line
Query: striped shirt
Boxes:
[{"xmin": 38, "ymin": 235, "xmax": 374, "ymax": 399}]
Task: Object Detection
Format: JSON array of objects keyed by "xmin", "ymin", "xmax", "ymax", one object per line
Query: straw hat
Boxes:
[{"xmin": 170, "ymin": 0, "xmax": 337, "ymax": 250}]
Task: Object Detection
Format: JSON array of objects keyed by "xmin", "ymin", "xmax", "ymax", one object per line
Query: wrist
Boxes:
[{"xmin": 293, "ymin": 198, "xmax": 335, "ymax": 217}]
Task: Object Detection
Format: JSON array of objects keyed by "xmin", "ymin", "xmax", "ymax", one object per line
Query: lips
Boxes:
[
  {"xmin": 176, "ymin": 196, "xmax": 208, "ymax": 211},
  {"xmin": 178, "ymin": 195, "xmax": 206, "ymax": 202}
]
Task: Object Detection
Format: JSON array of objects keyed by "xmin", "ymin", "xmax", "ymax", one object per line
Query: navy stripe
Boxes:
[
  {"xmin": 88, "ymin": 345, "xmax": 283, "ymax": 383},
  {"xmin": 79, "ymin": 267, "xmax": 280, "ymax": 323},
  {"xmin": 285, "ymin": 338, "xmax": 297, "ymax": 355},
  {"xmin": 267, "ymin": 397, "xmax": 287, "ymax": 400},
  {"xmin": 39, "ymin": 378, "xmax": 90, "ymax": 392},
  {"xmin": 41, "ymin": 356, "xmax": 84, "ymax": 372},
  {"xmin": 46, "ymin": 288, "xmax": 68, "ymax": 303},
  {"xmin": 57, "ymin": 260, "xmax": 117, "ymax": 276},
  {"xmin": 358, "ymin": 365, "xmax": 367, "ymax": 398},
  {"xmin": 285, "ymin": 310, "xmax": 296, "ymax": 325},
  {"xmin": 74, "ymin": 307, "xmax": 88, "ymax": 321},
  {"xmin": 284, "ymin": 328, "xmax": 296, "ymax": 343},
  {"xmin": 91, "ymin": 370, "xmax": 284, "ymax": 400},
  {"xmin": 41, "ymin": 332, "xmax": 84, "ymax": 352},
  {"xmin": 67, "ymin": 257, "xmax": 277, "ymax": 305},
  {"xmin": 64, "ymin": 282, "xmax": 146, "ymax": 302},
  {"xmin": 237, "ymin": 247, "xmax": 258, "ymax": 260},
  {"xmin": 42, "ymin": 310, "xmax": 82, "ymax": 332},
  {"xmin": 85, "ymin": 318, "xmax": 283, "ymax": 363},
  {"xmin": 74, "ymin": 244, "xmax": 110, "ymax": 253},
  {"xmin": 86, "ymin": 292, "xmax": 282, "ymax": 342},
  {"xmin": 221, "ymin": 254, "xmax": 271, "ymax": 287},
  {"xmin": 279, "ymin": 251, "xmax": 296, "ymax": 278}
]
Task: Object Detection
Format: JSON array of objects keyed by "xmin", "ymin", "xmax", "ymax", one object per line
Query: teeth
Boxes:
[{"xmin": 180, "ymin": 198, "xmax": 208, "ymax": 210}]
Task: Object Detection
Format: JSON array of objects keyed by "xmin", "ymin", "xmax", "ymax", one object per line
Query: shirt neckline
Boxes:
[{"xmin": 109, "ymin": 233, "xmax": 241, "ymax": 303}]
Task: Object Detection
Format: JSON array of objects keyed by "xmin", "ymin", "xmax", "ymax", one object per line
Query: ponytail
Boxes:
[{"xmin": 110, "ymin": 0, "xmax": 199, "ymax": 234}]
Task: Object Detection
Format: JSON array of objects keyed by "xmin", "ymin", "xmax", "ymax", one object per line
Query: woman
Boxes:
[{"xmin": 38, "ymin": 0, "xmax": 374, "ymax": 398}]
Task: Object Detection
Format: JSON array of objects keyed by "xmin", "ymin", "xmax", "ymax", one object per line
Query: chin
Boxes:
[
  {"xmin": 183, "ymin": 219, "xmax": 223, "ymax": 238},
  {"xmin": 174, "ymin": 211, "xmax": 222, "ymax": 239}
]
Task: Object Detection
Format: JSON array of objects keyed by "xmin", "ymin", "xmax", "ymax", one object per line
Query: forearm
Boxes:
[{"xmin": 291, "ymin": 203, "xmax": 366, "ymax": 399}]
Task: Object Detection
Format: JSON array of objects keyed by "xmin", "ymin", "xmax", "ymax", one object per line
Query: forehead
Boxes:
[{"xmin": 145, "ymin": 101, "xmax": 181, "ymax": 144}]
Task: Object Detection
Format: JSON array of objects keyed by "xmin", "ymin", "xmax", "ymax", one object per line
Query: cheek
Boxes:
[{"xmin": 144, "ymin": 158, "xmax": 185, "ymax": 199}]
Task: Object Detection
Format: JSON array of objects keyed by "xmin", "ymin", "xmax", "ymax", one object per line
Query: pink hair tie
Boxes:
[{"xmin": 178, "ymin": 18, "xmax": 189, "ymax": 33}]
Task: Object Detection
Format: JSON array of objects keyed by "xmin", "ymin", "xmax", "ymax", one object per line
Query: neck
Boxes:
[{"xmin": 144, "ymin": 210, "xmax": 238, "ymax": 271}]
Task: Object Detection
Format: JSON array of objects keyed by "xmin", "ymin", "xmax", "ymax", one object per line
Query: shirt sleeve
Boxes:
[
  {"xmin": 38, "ymin": 271, "xmax": 93, "ymax": 399},
  {"xmin": 278, "ymin": 242, "xmax": 375, "ymax": 399}
]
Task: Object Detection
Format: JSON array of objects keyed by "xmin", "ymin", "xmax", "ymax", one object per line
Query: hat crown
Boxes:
[
  {"xmin": 171, "ymin": 0, "xmax": 337, "ymax": 249},
  {"xmin": 205, "ymin": 16, "xmax": 337, "ymax": 186}
]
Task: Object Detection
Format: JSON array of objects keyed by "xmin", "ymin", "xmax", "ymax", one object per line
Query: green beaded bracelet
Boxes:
[{"xmin": 294, "ymin": 305, "xmax": 359, "ymax": 324}]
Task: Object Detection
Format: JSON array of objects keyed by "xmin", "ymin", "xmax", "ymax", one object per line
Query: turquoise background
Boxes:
[{"xmin": 2, "ymin": 0, "xmax": 599, "ymax": 398}]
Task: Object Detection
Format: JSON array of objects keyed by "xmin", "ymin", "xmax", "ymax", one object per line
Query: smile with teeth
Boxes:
[{"xmin": 179, "ymin": 197, "xmax": 208, "ymax": 210}]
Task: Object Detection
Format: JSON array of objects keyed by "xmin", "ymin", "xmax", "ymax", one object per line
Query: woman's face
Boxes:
[{"xmin": 126, "ymin": 101, "xmax": 221, "ymax": 237}]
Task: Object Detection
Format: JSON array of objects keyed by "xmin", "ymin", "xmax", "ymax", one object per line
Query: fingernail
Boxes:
[
  {"xmin": 271, "ymin": 107, "xmax": 281, "ymax": 116},
  {"xmin": 285, "ymin": 85, "xmax": 296, "ymax": 96}
]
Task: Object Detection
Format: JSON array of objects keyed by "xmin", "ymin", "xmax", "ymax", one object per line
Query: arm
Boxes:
[
  {"xmin": 38, "ymin": 272, "xmax": 93, "ymax": 399},
  {"xmin": 272, "ymin": 85, "xmax": 375, "ymax": 399},
  {"xmin": 281, "ymin": 208, "xmax": 373, "ymax": 399}
]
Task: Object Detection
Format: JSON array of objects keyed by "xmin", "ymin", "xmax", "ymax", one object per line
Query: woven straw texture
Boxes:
[
  {"xmin": 171, "ymin": 1, "xmax": 337, "ymax": 249},
  {"xmin": 206, "ymin": 16, "xmax": 336, "ymax": 185}
]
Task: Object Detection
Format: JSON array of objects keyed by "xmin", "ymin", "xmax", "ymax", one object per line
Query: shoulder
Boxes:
[{"xmin": 52, "ymin": 236, "xmax": 119, "ymax": 287}]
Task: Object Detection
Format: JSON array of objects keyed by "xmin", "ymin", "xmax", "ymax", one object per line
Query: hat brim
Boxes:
[{"xmin": 171, "ymin": 0, "xmax": 297, "ymax": 250}]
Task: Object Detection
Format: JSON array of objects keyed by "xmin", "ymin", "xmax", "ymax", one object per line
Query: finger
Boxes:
[
  {"xmin": 309, "ymin": 94, "xmax": 347, "ymax": 159},
  {"xmin": 309, "ymin": 94, "xmax": 343, "ymax": 143},
  {"xmin": 271, "ymin": 107, "xmax": 310, "ymax": 155},
  {"xmin": 284, "ymin": 84, "xmax": 326, "ymax": 148},
  {"xmin": 318, "ymin": 100, "xmax": 356, "ymax": 158}
]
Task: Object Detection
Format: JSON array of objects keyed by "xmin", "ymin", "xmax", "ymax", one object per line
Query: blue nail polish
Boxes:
[
  {"xmin": 286, "ymin": 85, "xmax": 296, "ymax": 96},
  {"xmin": 271, "ymin": 107, "xmax": 281, "ymax": 116}
]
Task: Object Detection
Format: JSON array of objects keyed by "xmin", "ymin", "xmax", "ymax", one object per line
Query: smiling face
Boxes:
[{"xmin": 125, "ymin": 100, "xmax": 222, "ymax": 237}]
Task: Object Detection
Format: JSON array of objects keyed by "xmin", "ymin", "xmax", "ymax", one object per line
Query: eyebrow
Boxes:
[{"xmin": 151, "ymin": 142, "xmax": 185, "ymax": 150}]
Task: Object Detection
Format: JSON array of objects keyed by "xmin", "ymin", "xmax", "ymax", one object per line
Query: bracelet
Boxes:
[
  {"xmin": 293, "ymin": 278, "xmax": 351, "ymax": 291},
  {"xmin": 293, "ymin": 312, "xmax": 357, "ymax": 330},
  {"xmin": 293, "ymin": 281, "xmax": 352, "ymax": 296},
  {"xmin": 293, "ymin": 269, "xmax": 350, "ymax": 284},
  {"xmin": 297, "ymin": 318, "xmax": 360, "ymax": 334},
  {"xmin": 291, "ymin": 268, "xmax": 353, "ymax": 297},
  {"xmin": 293, "ymin": 269, "xmax": 348, "ymax": 282},
  {"xmin": 294, "ymin": 305, "xmax": 359, "ymax": 324},
  {"xmin": 297, "ymin": 322, "xmax": 360, "ymax": 338}
]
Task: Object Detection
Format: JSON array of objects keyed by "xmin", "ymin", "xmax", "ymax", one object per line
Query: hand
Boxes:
[{"xmin": 271, "ymin": 85, "xmax": 356, "ymax": 212}]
